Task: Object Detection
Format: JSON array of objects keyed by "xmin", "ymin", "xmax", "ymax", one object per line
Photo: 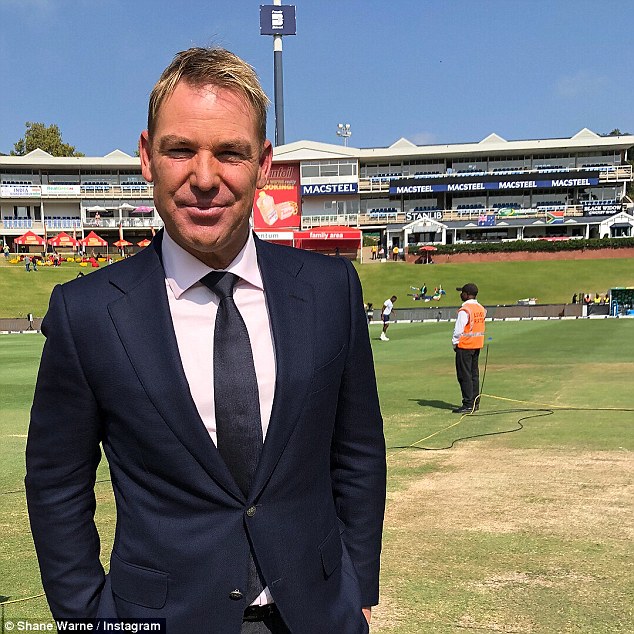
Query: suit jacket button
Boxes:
[
  {"xmin": 229, "ymin": 589, "xmax": 243, "ymax": 601},
  {"xmin": 246, "ymin": 505, "xmax": 257, "ymax": 517}
]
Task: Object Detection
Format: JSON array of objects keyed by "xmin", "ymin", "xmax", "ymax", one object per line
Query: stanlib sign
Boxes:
[
  {"xmin": 404, "ymin": 211, "xmax": 443, "ymax": 221},
  {"xmin": 301, "ymin": 182, "xmax": 358, "ymax": 196}
]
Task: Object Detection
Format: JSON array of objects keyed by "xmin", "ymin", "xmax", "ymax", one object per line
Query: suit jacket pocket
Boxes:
[
  {"xmin": 110, "ymin": 552, "xmax": 168, "ymax": 609},
  {"xmin": 310, "ymin": 345, "xmax": 346, "ymax": 395},
  {"xmin": 319, "ymin": 525, "xmax": 343, "ymax": 578}
]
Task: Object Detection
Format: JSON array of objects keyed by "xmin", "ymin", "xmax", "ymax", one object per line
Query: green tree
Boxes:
[{"xmin": 10, "ymin": 122, "xmax": 84, "ymax": 157}]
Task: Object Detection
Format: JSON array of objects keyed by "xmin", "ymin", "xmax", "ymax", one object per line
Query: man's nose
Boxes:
[{"xmin": 190, "ymin": 153, "xmax": 221, "ymax": 191}]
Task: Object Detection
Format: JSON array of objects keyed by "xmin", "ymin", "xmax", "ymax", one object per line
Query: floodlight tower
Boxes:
[
  {"xmin": 260, "ymin": 1, "xmax": 297, "ymax": 146},
  {"xmin": 337, "ymin": 123, "xmax": 352, "ymax": 146}
]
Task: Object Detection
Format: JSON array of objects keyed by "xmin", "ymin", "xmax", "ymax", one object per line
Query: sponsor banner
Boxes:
[
  {"xmin": 255, "ymin": 231, "xmax": 295, "ymax": 241},
  {"xmin": 294, "ymin": 226, "xmax": 362, "ymax": 241},
  {"xmin": 405, "ymin": 211, "xmax": 443, "ymax": 222},
  {"xmin": 41, "ymin": 184, "xmax": 81, "ymax": 195},
  {"xmin": 1, "ymin": 185, "xmax": 41, "ymax": 197},
  {"xmin": 253, "ymin": 163, "xmax": 301, "ymax": 230},
  {"xmin": 260, "ymin": 5, "xmax": 296, "ymax": 35},
  {"xmin": 582, "ymin": 203, "xmax": 622, "ymax": 215},
  {"xmin": 390, "ymin": 177, "xmax": 599, "ymax": 194},
  {"xmin": 301, "ymin": 182, "xmax": 358, "ymax": 196}
]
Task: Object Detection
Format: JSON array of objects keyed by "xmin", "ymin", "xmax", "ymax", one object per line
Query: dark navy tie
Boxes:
[
  {"xmin": 201, "ymin": 271, "xmax": 265, "ymax": 605},
  {"xmin": 201, "ymin": 271, "xmax": 263, "ymax": 496}
]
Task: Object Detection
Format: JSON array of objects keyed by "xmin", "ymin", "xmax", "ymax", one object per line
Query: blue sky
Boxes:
[{"xmin": 1, "ymin": 0, "xmax": 632, "ymax": 156}]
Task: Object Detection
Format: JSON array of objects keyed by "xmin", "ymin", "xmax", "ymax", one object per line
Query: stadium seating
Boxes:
[{"xmin": 367, "ymin": 207, "xmax": 399, "ymax": 219}]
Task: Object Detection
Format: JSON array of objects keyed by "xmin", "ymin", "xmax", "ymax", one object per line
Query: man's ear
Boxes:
[
  {"xmin": 139, "ymin": 130, "xmax": 154, "ymax": 183},
  {"xmin": 256, "ymin": 140, "xmax": 273, "ymax": 189}
]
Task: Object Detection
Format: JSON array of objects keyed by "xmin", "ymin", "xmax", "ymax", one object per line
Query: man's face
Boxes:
[{"xmin": 140, "ymin": 81, "xmax": 272, "ymax": 269}]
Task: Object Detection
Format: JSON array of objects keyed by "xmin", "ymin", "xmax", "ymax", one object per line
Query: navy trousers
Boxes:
[{"xmin": 455, "ymin": 347, "xmax": 481, "ymax": 408}]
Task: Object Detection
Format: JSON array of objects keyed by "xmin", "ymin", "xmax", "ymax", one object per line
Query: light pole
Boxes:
[
  {"xmin": 260, "ymin": 2, "xmax": 297, "ymax": 146},
  {"xmin": 337, "ymin": 123, "xmax": 352, "ymax": 146}
]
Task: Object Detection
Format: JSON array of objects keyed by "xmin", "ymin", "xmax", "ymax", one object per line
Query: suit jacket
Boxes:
[{"xmin": 26, "ymin": 233, "xmax": 386, "ymax": 634}]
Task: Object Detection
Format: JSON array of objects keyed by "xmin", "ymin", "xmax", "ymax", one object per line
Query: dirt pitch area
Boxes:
[{"xmin": 373, "ymin": 446, "xmax": 632, "ymax": 633}]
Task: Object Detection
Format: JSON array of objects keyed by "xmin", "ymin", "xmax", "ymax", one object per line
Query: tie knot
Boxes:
[{"xmin": 201, "ymin": 271, "xmax": 239, "ymax": 300}]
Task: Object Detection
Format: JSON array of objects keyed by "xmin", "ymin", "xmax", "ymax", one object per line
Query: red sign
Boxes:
[
  {"xmin": 294, "ymin": 226, "xmax": 362, "ymax": 241},
  {"xmin": 253, "ymin": 163, "xmax": 300, "ymax": 230}
]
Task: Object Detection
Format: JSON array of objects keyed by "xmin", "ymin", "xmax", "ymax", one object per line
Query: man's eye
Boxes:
[
  {"xmin": 167, "ymin": 148, "xmax": 193, "ymax": 157},
  {"xmin": 219, "ymin": 150, "xmax": 247, "ymax": 161}
]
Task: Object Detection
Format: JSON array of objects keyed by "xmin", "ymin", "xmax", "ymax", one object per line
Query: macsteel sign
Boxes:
[
  {"xmin": 260, "ymin": 5, "xmax": 297, "ymax": 35},
  {"xmin": 390, "ymin": 178, "xmax": 599, "ymax": 194},
  {"xmin": 301, "ymin": 183, "xmax": 358, "ymax": 196}
]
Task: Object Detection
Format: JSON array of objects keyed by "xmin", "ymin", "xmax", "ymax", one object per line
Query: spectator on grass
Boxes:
[
  {"xmin": 381, "ymin": 295, "xmax": 397, "ymax": 341},
  {"xmin": 25, "ymin": 255, "xmax": 31, "ymax": 272}
]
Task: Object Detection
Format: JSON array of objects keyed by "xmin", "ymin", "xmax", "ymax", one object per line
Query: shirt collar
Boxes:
[{"xmin": 162, "ymin": 229, "xmax": 263, "ymax": 299}]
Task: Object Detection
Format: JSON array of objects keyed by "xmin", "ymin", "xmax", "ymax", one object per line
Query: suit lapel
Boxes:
[
  {"xmin": 251, "ymin": 238, "xmax": 314, "ymax": 497},
  {"xmin": 107, "ymin": 236, "xmax": 243, "ymax": 500}
]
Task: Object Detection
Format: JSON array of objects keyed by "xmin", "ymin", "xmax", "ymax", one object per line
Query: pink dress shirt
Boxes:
[{"xmin": 161, "ymin": 229, "xmax": 276, "ymax": 445}]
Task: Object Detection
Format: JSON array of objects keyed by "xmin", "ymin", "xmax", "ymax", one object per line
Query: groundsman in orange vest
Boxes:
[{"xmin": 452, "ymin": 283, "xmax": 486, "ymax": 414}]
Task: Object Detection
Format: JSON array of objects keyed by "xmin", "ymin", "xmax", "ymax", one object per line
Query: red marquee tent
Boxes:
[
  {"xmin": 48, "ymin": 232, "xmax": 79, "ymax": 248},
  {"xmin": 14, "ymin": 230, "xmax": 46, "ymax": 246},
  {"xmin": 80, "ymin": 231, "xmax": 108, "ymax": 248},
  {"xmin": 137, "ymin": 239, "xmax": 151, "ymax": 247}
]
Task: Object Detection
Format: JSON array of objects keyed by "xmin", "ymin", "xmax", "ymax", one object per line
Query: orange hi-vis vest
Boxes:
[{"xmin": 457, "ymin": 302, "xmax": 486, "ymax": 349}]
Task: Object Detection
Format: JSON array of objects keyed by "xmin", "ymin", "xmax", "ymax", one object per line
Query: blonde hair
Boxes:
[{"xmin": 147, "ymin": 47, "xmax": 269, "ymax": 143}]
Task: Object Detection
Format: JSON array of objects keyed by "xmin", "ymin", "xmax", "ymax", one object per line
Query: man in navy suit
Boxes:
[{"xmin": 26, "ymin": 47, "xmax": 386, "ymax": 633}]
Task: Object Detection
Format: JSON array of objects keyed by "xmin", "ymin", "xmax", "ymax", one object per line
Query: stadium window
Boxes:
[{"xmin": 301, "ymin": 164, "xmax": 319, "ymax": 178}]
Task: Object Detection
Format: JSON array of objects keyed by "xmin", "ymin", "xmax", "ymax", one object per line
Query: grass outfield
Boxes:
[
  {"xmin": 354, "ymin": 258, "xmax": 634, "ymax": 309},
  {"xmin": 1, "ymin": 320, "xmax": 632, "ymax": 632},
  {"xmin": 1, "ymin": 255, "xmax": 634, "ymax": 318}
]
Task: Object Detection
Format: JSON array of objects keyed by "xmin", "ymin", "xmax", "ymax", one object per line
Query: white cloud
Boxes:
[
  {"xmin": 556, "ymin": 70, "xmax": 610, "ymax": 98},
  {"xmin": 409, "ymin": 131, "xmax": 438, "ymax": 146}
]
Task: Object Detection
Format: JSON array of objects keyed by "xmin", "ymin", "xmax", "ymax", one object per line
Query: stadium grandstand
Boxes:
[{"xmin": 1, "ymin": 129, "xmax": 633, "ymax": 252}]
